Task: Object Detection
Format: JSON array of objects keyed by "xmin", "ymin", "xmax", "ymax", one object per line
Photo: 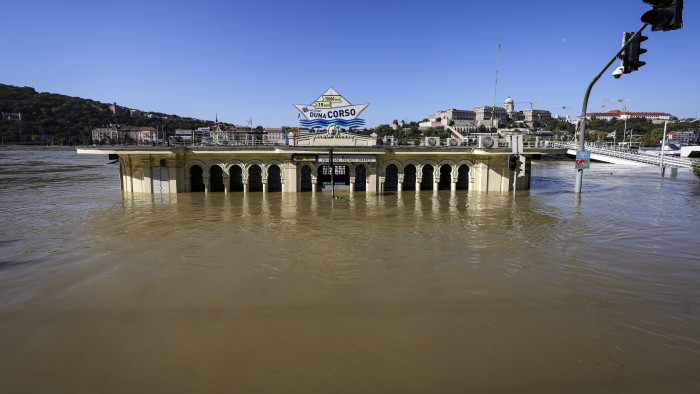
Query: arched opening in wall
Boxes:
[
  {"xmin": 249, "ymin": 165, "xmax": 263, "ymax": 192},
  {"xmin": 300, "ymin": 165, "xmax": 312, "ymax": 192},
  {"xmin": 355, "ymin": 165, "xmax": 367, "ymax": 192},
  {"xmin": 318, "ymin": 165, "xmax": 350, "ymax": 189},
  {"xmin": 438, "ymin": 164, "xmax": 452, "ymax": 190},
  {"xmin": 384, "ymin": 164, "xmax": 398, "ymax": 192},
  {"xmin": 190, "ymin": 165, "xmax": 205, "ymax": 192},
  {"xmin": 210, "ymin": 165, "xmax": 225, "ymax": 192},
  {"xmin": 268, "ymin": 165, "xmax": 282, "ymax": 192},
  {"xmin": 457, "ymin": 164, "xmax": 469, "ymax": 190},
  {"xmin": 230, "ymin": 166, "xmax": 244, "ymax": 192},
  {"xmin": 403, "ymin": 165, "xmax": 416, "ymax": 191},
  {"xmin": 421, "ymin": 164, "xmax": 434, "ymax": 190}
]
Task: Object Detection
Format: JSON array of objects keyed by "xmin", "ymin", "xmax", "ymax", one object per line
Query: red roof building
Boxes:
[{"xmin": 585, "ymin": 110, "xmax": 674, "ymax": 122}]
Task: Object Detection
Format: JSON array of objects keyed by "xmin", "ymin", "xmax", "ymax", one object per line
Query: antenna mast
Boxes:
[{"xmin": 491, "ymin": 18, "xmax": 503, "ymax": 133}]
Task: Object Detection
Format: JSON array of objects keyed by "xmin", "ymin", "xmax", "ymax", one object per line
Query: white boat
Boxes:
[{"xmin": 641, "ymin": 141, "xmax": 682, "ymax": 156}]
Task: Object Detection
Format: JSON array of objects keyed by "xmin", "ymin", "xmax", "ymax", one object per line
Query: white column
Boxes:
[
  {"xmin": 203, "ymin": 176, "xmax": 211, "ymax": 193},
  {"xmin": 142, "ymin": 159, "xmax": 153, "ymax": 193},
  {"xmin": 223, "ymin": 175, "xmax": 230, "ymax": 193}
]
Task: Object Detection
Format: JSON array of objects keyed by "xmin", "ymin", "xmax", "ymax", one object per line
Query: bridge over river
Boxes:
[{"xmin": 547, "ymin": 141, "xmax": 696, "ymax": 168}]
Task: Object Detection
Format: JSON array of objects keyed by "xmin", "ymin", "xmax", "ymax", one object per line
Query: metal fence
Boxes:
[{"xmin": 551, "ymin": 141, "xmax": 695, "ymax": 168}]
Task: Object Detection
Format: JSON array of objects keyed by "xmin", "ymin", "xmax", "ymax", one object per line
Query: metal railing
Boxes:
[
  {"xmin": 550, "ymin": 141, "xmax": 694, "ymax": 168},
  {"xmin": 110, "ymin": 135, "xmax": 575, "ymax": 150}
]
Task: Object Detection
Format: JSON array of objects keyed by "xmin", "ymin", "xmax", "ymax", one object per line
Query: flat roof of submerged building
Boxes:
[{"xmin": 77, "ymin": 145, "xmax": 566, "ymax": 156}]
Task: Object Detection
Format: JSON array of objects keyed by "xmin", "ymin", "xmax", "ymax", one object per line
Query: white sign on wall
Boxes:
[{"xmin": 317, "ymin": 155, "xmax": 376, "ymax": 163}]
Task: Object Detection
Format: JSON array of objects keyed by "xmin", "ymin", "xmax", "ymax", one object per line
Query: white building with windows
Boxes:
[{"xmin": 584, "ymin": 110, "xmax": 675, "ymax": 123}]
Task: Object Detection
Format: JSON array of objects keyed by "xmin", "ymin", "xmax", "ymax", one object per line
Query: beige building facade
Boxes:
[{"xmin": 78, "ymin": 130, "xmax": 534, "ymax": 194}]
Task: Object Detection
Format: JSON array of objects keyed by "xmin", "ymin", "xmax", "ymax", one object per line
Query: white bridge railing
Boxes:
[{"xmin": 549, "ymin": 141, "xmax": 694, "ymax": 168}]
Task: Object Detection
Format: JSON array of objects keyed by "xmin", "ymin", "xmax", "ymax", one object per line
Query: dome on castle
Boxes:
[{"xmin": 504, "ymin": 96, "xmax": 514, "ymax": 104}]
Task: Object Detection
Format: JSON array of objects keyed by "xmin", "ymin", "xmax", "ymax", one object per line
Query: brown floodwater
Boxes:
[{"xmin": 1, "ymin": 147, "xmax": 699, "ymax": 393}]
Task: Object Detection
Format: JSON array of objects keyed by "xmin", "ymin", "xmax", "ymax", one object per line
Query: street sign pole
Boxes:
[{"xmin": 329, "ymin": 148, "xmax": 335, "ymax": 199}]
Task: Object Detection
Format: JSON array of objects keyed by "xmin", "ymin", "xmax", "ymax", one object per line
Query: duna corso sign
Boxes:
[{"xmin": 293, "ymin": 88, "xmax": 369, "ymax": 128}]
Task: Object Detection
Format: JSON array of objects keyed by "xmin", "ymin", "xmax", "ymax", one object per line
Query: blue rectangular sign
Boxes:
[{"xmin": 576, "ymin": 151, "xmax": 591, "ymax": 170}]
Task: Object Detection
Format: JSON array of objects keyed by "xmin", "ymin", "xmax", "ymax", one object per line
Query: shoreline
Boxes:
[{"xmin": 0, "ymin": 144, "xmax": 85, "ymax": 151}]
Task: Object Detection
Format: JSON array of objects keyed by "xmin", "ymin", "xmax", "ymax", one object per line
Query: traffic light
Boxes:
[
  {"xmin": 621, "ymin": 32, "xmax": 648, "ymax": 74},
  {"xmin": 620, "ymin": 32, "xmax": 633, "ymax": 74},
  {"xmin": 508, "ymin": 154, "xmax": 518, "ymax": 171},
  {"xmin": 642, "ymin": 0, "xmax": 683, "ymax": 31}
]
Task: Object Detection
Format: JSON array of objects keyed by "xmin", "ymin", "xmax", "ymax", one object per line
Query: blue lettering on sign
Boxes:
[{"xmin": 326, "ymin": 109, "xmax": 356, "ymax": 118}]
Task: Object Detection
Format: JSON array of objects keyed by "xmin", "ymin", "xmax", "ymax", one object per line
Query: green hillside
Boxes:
[{"xmin": 0, "ymin": 83, "xmax": 217, "ymax": 144}]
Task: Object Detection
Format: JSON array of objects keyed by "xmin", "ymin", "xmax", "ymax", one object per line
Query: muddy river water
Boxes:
[{"xmin": 1, "ymin": 148, "xmax": 699, "ymax": 392}]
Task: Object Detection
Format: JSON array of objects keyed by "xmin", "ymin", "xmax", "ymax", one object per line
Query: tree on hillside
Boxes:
[{"xmin": 0, "ymin": 83, "xmax": 217, "ymax": 144}]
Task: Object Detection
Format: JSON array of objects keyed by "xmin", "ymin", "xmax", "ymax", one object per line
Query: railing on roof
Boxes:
[{"xmin": 104, "ymin": 135, "xmax": 575, "ymax": 150}]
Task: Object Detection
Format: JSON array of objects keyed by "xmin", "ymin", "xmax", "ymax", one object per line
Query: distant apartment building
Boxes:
[
  {"xmin": 264, "ymin": 128, "xmax": 286, "ymax": 145},
  {"xmin": 264, "ymin": 127, "xmax": 298, "ymax": 145},
  {"xmin": 137, "ymin": 127, "xmax": 157, "ymax": 143},
  {"xmin": 2, "ymin": 112, "xmax": 21, "ymax": 120},
  {"xmin": 92, "ymin": 125, "xmax": 158, "ymax": 143},
  {"xmin": 92, "ymin": 126, "xmax": 118, "ymax": 141},
  {"xmin": 175, "ymin": 129, "xmax": 194, "ymax": 141},
  {"xmin": 667, "ymin": 130, "xmax": 698, "ymax": 144},
  {"xmin": 208, "ymin": 124, "xmax": 264, "ymax": 145}
]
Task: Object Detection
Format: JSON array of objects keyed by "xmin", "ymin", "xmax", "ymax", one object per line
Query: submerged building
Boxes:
[{"xmin": 78, "ymin": 128, "xmax": 550, "ymax": 194}]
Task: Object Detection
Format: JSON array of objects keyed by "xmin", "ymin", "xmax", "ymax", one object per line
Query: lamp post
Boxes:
[
  {"xmin": 659, "ymin": 120, "xmax": 668, "ymax": 176},
  {"xmin": 329, "ymin": 148, "xmax": 335, "ymax": 199}
]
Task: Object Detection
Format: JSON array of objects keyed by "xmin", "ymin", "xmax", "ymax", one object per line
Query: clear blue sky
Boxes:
[{"xmin": 2, "ymin": 0, "xmax": 697, "ymax": 127}]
